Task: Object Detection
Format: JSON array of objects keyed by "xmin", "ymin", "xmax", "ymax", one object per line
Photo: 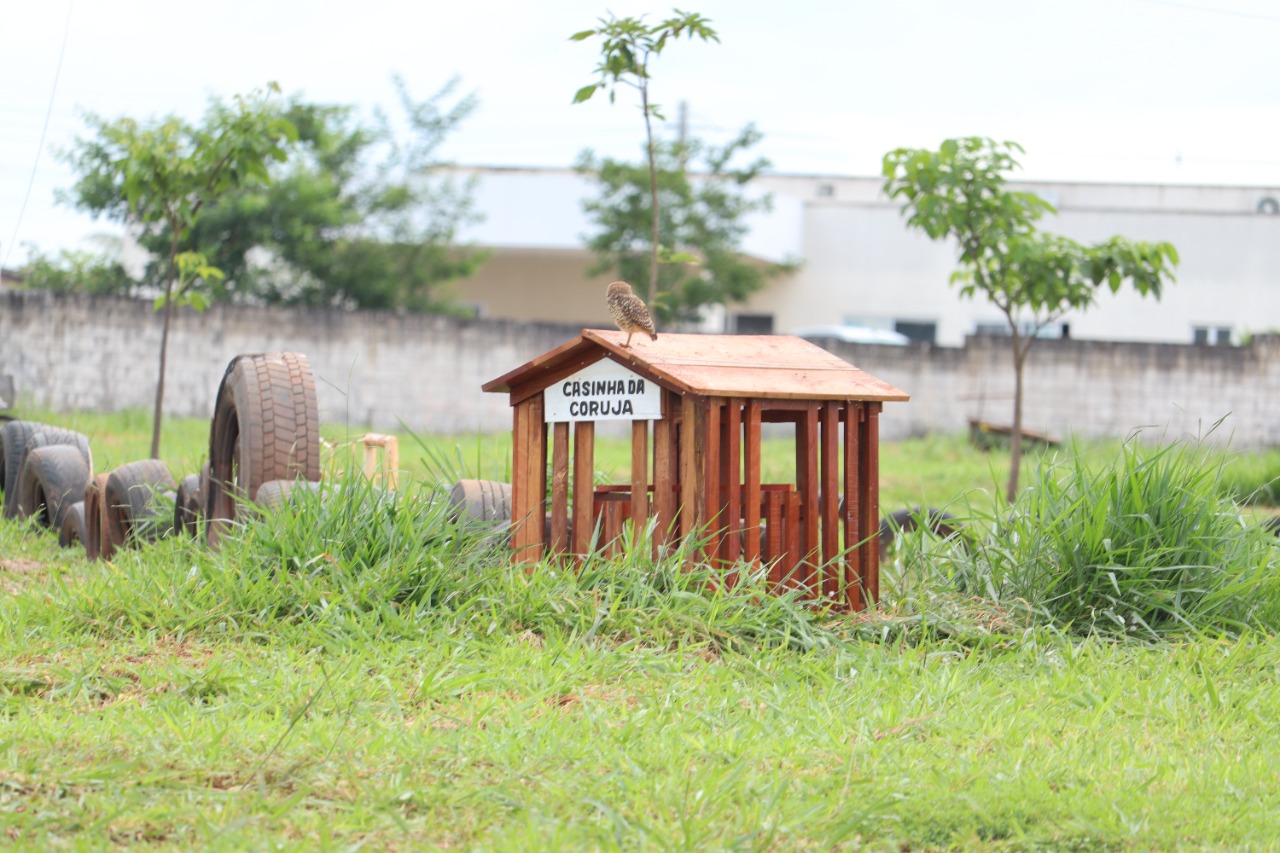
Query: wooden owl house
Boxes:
[{"xmin": 482, "ymin": 330, "xmax": 909, "ymax": 610}]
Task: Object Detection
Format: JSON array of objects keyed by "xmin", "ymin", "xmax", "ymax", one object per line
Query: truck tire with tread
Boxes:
[{"xmin": 206, "ymin": 352, "xmax": 321, "ymax": 549}]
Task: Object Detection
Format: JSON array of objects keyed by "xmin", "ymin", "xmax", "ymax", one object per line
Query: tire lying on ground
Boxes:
[
  {"xmin": 878, "ymin": 506, "xmax": 967, "ymax": 563},
  {"xmin": 254, "ymin": 478, "xmax": 326, "ymax": 512},
  {"xmin": 206, "ymin": 352, "xmax": 321, "ymax": 549},
  {"xmin": 174, "ymin": 470, "xmax": 204, "ymax": 537},
  {"xmin": 82, "ymin": 473, "xmax": 110, "ymax": 560},
  {"xmin": 16, "ymin": 445, "xmax": 92, "ymax": 530},
  {"xmin": 25, "ymin": 427, "xmax": 92, "ymax": 468},
  {"xmin": 447, "ymin": 479, "xmax": 512, "ymax": 528},
  {"xmin": 59, "ymin": 501, "xmax": 88, "ymax": 549},
  {"xmin": 101, "ymin": 459, "xmax": 176, "ymax": 559},
  {"xmin": 2, "ymin": 420, "xmax": 53, "ymax": 517}
]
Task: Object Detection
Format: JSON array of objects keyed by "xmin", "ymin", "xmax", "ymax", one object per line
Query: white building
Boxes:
[{"xmin": 452, "ymin": 166, "xmax": 1280, "ymax": 347}]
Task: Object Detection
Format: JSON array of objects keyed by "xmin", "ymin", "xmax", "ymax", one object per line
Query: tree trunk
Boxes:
[
  {"xmin": 1006, "ymin": 339, "xmax": 1029, "ymax": 504},
  {"xmin": 150, "ymin": 236, "xmax": 179, "ymax": 459},
  {"xmin": 641, "ymin": 82, "xmax": 660, "ymax": 307}
]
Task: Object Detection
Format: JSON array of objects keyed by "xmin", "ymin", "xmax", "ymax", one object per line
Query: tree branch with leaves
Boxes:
[
  {"xmin": 883, "ymin": 137, "xmax": 1179, "ymax": 502},
  {"xmin": 571, "ymin": 9, "xmax": 719, "ymax": 306},
  {"xmin": 60, "ymin": 84, "xmax": 296, "ymax": 457}
]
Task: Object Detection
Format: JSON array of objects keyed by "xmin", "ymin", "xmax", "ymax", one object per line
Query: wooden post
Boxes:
[
  {"xmin": 796, "ymin": 405, "xmax": 820, "ymax": 594},
  {"xmin": 511, "ymin": 395, "xmax": 546, "ymax": 565},
  {"xmin": 680, "ymin": 396, "xmax": 705, "ymax": 548},
  {"xmin": 843, "ymin": 402, "xmax": 863, "ymax": 612},
  {"xmin": 784, "ymin": 490, "xmax": 802, "ymax": 588},
  {"xmin": 704, "ymin": 399, "xmax": 722, "ymax": 564},
  {"xmin": 743, "ymin": 400, "xmax": 762, "ymax": 567},
  {"xmin": 820, "ymin": 401, "xmax": 840, "ymax": 601},
  {"xmin": 721, "ymin": 398, "xmax": 742, "ymax": 572},
  {"xmin": 630, "ymin": 420, "xmax": 649, "ymax": 541},
  {"xmin": 360, "ymin": 433, "xmax": 399, "ymax": 490},
  {"xmin": 572, "ymin": 421, "xmax": 596, "ymax": 558},
  {"xmin": 653, "ymin": 393, "xmax": 675, "ymax": 551},
  {"xmin": 859, "ymin": 402, "xmax": 882, "ymax": 605},
  {"xmin": 550, "ymin": 421, "xmax": 570, "ymax": 556}
]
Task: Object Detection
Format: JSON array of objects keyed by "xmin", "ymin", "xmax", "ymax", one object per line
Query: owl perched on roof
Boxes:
[{"xmin": 606, "ymin": 281, "xmax": 658, "ymax": 348}]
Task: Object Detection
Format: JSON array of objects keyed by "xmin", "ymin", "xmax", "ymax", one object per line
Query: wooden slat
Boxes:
[
  {"xmin": 604, "ymin": 500, "xmax": 622, "ymax": 557},
  {"xmin": 630, "ymin": 420, "xmax": 649, "ymax": 541},
  {"xmin": 529, "ymin": 394, "xmax": 547, "ymax": 564},
  {"xmin": 704, "ymin": 399, "xmax": 722, "ymax": 564},
  {"xmin": 510, "ymin": 402, "xmax": 529, "ymax": 563},
  {"xmin": 653, "ymin": 398, "xmax": 674, "ymax": 551},
  {"xmin": 572, "ymin": 421, "xmax": 596, "ymax": 557},
  {"xmin": 723, "ymin": 398, "xmax": 742, "ymax": 571},
  {"xmin": 511, "ymin": 397, "xmax": 546, "ymax": 565},
  {"xmin": 796, "ymin": 405, "xmax": 820, "ymax": 595},
  {"xmin": 860, "ymin": 402, "xmax": 882, "ymax": 606},
  {"xmin": 670, "ymin": 390, "xmax": 683, "ymax": 539},
  {"xmin": 765, "ymin": 490, "xmax": 783, "ymax": 588},
  {"xmin": 743, "ymin": 400, "xmax": 762, "ymax": 566},
  {"xmin": 680, "ymin": 396, "xmax": 705, "ymax": 545},
  {"xmin": 550, "ymin": 421, "xmax": 570, "ymax": 556},
  {"xmin": 844, "ymin": 402, "xmax": 863, "ymax": 612},
  {"xmin": 784, "ymin": 490, "xmax": 801, "ymax": 589},
  {"xmin": 820, "ymin": 401, "xmax": 840, "ymax": 601}
]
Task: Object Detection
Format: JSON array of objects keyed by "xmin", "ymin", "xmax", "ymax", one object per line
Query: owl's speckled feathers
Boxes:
[{"xmin": 606, "ymin": 281, "xmax": 658, "ymax": 348}]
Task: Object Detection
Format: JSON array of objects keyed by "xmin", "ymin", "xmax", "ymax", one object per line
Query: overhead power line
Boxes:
[
  {"xmin": 2, "ymin": 0, "xmax": 74, "ymax": 271},
  {"xmin": 1131, "ymin": 0, "xmax": 1280, "ymax": 22}
]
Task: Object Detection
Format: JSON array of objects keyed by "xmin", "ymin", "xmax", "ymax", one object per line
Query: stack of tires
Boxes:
[{"xmin": 0, "ymin": 351, "xmax": 323, "ymax": 558}]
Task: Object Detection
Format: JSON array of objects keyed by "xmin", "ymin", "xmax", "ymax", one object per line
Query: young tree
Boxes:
[
  {"xmin": 17, "ymin": 246, "xmax": 136, "ymax": 296},
  {"xmin": 151, "ymin": 77, "xmax": 486, "ymax": 312},
  {"xmin": 60, "ymin": 85, "xmax": 295, "ymax": 457},
  {"xmin": 571, "ymin": 10, "xmax": 719, "ymax": 306},
  {"xmin": 577, "ymin": 124, "xmax": 791, "ymax": 323},
  {"xmin": 882, "ymin": 137, "xmax": 1179, "ymax": 501}
]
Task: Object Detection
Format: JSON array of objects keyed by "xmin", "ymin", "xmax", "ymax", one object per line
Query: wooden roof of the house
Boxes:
[{"xmin": 482, "ymin": 330, "xmax": 910, "ymax": 402}]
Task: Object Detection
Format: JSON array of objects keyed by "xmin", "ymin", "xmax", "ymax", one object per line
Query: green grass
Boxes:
[
  {"xmin": 2, "ymin": 411, "xmax": 1280, "ymax": 849},
  {"xmin": 13, "ymin": 408, "xmax": 1017, "ymax": 515}
]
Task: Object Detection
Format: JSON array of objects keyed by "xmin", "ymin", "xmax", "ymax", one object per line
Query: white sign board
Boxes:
[{"xmin": 544, "ymin": 359, "xmax": 663, "ymax": 423}]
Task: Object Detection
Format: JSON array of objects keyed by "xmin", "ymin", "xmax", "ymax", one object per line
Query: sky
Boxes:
[{"xmin": 3, "ymin": 0, "xmax": 1278, "ymax": 269}]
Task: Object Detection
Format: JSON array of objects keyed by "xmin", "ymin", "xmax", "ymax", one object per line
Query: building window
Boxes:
[
  {"xmin": 1193, "ymin": 326, "xmax": 1232, "ymax": 345},
  {"xmin": 893, "ymin": 320, "xmax": 937, "ymax": 344},
  {"xmin": 732, "ymin": 313, "xmax": 774, "ymax": 334},
  {"xmin": 816, "ymin": 183, "xmax": 835, "ymax": 198},
  {"xmin": 974, "ymin": 320, "xmax": 1067, "ymax": 339}
]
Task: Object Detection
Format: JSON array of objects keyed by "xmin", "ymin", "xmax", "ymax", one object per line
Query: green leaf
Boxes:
[
  {"xmin": 572, "ymin": 84, "xmax": 599, "ymax": 104},
  {"xmin": 659, "ymin": 248, "xmax": 700, "ymax": 265},
  {"xmin": 569, "ymin": 29, "xmax": 597, "ymax": 41}
]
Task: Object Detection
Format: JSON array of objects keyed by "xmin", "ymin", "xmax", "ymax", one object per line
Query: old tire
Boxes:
[
  {"xmin": 878, "ymin": 506, "xmax": 965, "ymax": 562},
  {"xmin": 26, "ymin": 427, "xmax": 92, "ymax": 469},
  {"xmin": 16, "ymin": 445, "xmax": 92, "ymax": 529},
  {"xmin": 206, "ymin": 352, "xmax": 321, "ymax": 549},
  {"xmin": 255, "ymin": 478, "xmax": 325, "ymax": 512},
  {"xmin": 102, "ymin": 460, "xmax": 176, "ymax": 557},
  {"xmin": 174, "ymin": 473, "xmax": 204, "ymax": 537},
  {"xmin": 59, "ymin": 501, "xmax": 88, "ymax": 549},
  {"xmin": 82, "ymin": 473, "xmax": 110, "ymax": 560},
  {"xmin": 448, "ymin": 479, "xmax": 512, "ymax": 527},
  {"xmin": 1, "ymin": 420, "xmax": 48, "ymax": 518}
]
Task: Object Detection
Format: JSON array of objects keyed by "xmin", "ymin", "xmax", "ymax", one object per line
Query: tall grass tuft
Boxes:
[
  {"xmin": 41, "ymin": 467, "xmax": 849, "ymax": 654},
  {"xmin": 1219, "ymin": 446, "xmax": 1280, "ymax": 506},
  {"xmin": 922, "ymin": 439, "xmax": 1280, "ymax": 638}
]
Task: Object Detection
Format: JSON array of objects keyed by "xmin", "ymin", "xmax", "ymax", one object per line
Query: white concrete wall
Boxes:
[{"xmin": 4, "ymin": 291, "xmax": 1279, "ymax": 449}]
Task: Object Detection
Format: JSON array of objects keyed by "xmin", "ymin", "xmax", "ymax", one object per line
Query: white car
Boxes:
[{"xmin": 790, "ymin": 325, "xmax": 910, "ymax": 346}]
